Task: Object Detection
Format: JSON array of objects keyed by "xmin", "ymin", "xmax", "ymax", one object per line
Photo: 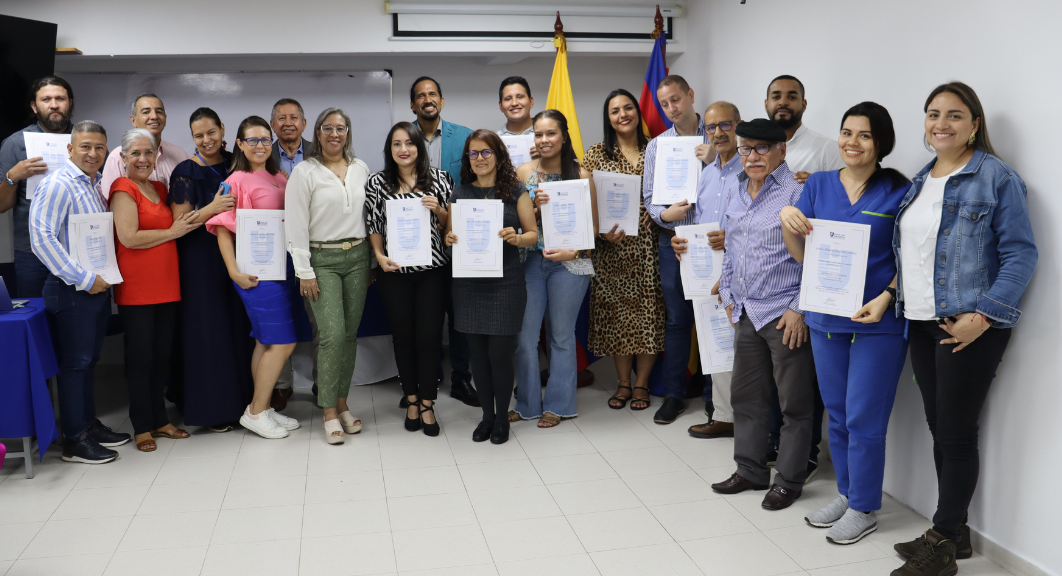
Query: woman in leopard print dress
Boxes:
[{"xmin": 583, "ymin": 89, "xmax": 665, "ymax": 411}]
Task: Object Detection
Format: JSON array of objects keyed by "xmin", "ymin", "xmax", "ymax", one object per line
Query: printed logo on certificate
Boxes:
[
  {"xmin": 452, "ymin": 199, "xmax": 504, "ymax": 278},
  {"xmin": 651, "ymin": 136, "xmax": 702, "ymax": 205},
  {"xmin": 235, "ymin": 209, "xmax": 287, "ymax": 280},
  {"xmin": 693, "ymin": 295, "xmax": 735, "ymax": 374},
  {"xmin": 67, "ymin": 212, "xmax": 123, "ymax": 285},
  {"xmin": 676, "ymin": 223, "xmax": 722, "ymax": 299},
  {"xmin": 592, "ymin": 170, "xmax": 641, "ymax": 235},
  {"xmin": 501, "ymin": 134, "xmax": 535, "ymax": 168},
  {"xmin": 798, "ymin": 219, "xmax": 871, "ymax": 317},
  {"xmin": 24, "ymin": 132, "xmax": 73, "ymax": 200},
  {"xmin": 385, "ymin": 198, "xmax": 432, "ymax": 267},
  {"xmin": 538, "ymin": 179, "xmax": 595, "ymax": 252}
]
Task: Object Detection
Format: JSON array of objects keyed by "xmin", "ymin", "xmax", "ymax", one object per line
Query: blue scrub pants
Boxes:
[{"xmin": 810, "ymin": 328, "xmax": 907, "ymax": 512}]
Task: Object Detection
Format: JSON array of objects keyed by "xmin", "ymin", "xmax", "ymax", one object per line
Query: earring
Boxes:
[
  {"xmin": 923, "ymin": 136, "xmax": 935, "ymax": 153},
  {"xmin": 967, "ymin": 131, "xmax": 977, "ymax": 147}
]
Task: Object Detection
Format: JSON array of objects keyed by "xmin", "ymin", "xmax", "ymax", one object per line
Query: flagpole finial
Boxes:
[
  {"xmin": 651, "ymin": 5, "xmax": 664, "ymax": 39},
  {"xmin": 554, "ymin": 11, "xmax": 564, "ymax": 36}
]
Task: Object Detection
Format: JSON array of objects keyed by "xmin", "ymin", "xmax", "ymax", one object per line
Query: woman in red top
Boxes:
[{"xmin": 111, "ymin": 128, "xmax": 200, "ymax": 452}]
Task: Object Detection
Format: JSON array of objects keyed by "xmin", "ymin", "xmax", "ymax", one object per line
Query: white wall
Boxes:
[{"xmin": 677, "ymin": 1, "xmax": 1060, "ymax": 574}]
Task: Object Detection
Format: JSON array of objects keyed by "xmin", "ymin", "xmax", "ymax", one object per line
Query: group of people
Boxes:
[{"xmin": 0, "ymin": 70, "xmax": 1036, "ymax": 576}]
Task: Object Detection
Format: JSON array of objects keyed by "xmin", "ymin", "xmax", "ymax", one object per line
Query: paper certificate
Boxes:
[
  {"xmin": 593, "ymin": 170, "xmax": 641, "ymax": 235},
  {"xmin": 651, "ymin": 136, "xmax": 701, "ymax": 205},
  {"xmin": 676, "ymin": 223, "xmax": 723, "ymax": 299},
  {"xmin": 452, "ymin": 200, "xmax": 503, "ymax": 278},
  {"xmin": 386, "ymin": 198, "xmax": 432, "ymax": 267},
  {"xmin": 235, "ymin": 209, "xmax": 286, "ymax": 280},
  {"xmin": 24, "ymin": 132, "xmax": 72, "ymax": 200},
  {"xmin": 539, "ymin": 179, "xmax": 595, "ymax": 252},
  {"xmin": 798, "ymin": 219, "xmax": 871, "ymax": 317},
  {"xmin": 694, "ymin": 295, "xmax": 735, "ymax": 374},
  {"xmin": 501, "ymin": 134, "xmax": 535, "ymax": 167},
  {"xmin": 67, "ymin": 212, "xmax": 123, "ymax": 285}
]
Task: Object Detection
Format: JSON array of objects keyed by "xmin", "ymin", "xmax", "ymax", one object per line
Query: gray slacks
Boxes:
[{"xmin": 731, "ymin": 312, "xmax": 816, "ymax": 490}]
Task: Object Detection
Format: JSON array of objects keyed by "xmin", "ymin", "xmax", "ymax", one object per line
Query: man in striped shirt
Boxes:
[
  {"xmin": 30, "ymin": 121, "xmax": 130, "ymax": 465},
  {"xmin": 708, "ymin": 119, "xmax": 815, "ymax": 511}
]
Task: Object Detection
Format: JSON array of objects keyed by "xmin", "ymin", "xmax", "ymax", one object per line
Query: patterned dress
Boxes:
[{"xmin": 582, "ymin": 143, "xmax": 665, "ymax": 356}]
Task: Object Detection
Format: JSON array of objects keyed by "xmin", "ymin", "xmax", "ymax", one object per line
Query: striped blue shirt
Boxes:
[
  {"xmin": 695, "ymin": 151, "xmax": 743, "ymax": 227},
  {"xmin": 718, "ymin": 161, "xmax": 805, "ymax": 330},
  {"xmin": 29, "ymin": 159, "xmax": 108, "ymax": 290},
  {"xmin": 641, "ymin": 116, "xmax": 707, "ymax": 229}
]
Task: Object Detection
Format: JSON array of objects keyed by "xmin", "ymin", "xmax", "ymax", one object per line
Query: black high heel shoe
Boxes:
[
  {"xmin": 404, "ymin": 397, "xmax": 421, "ymax": 432},
  {"xmin": 420, "ymin": 400, "xmax": 440, "ymax": 437}
]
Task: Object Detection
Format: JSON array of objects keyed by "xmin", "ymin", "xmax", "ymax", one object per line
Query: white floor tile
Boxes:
[
  {"xmin": 548, "ymin": 478, "xmax": 640, "ymax": 515},
  {"xmin": 466, "ymin": 485, "xmax": 563, "ymax": 524},
  {"xmin": 496, "ymin": 553, "xmax": 600, "ymax": 576},
  {"xmin": 622, "ymin": 470, "xmax": 718, "ymax": 507},
  {"xmin": 515, "ymin": 431, "xmax": 597, "ymax": 459},
  {"xmin": 532, "ymin": 453, "xmax": 618, "ymax": 485},
  {"xmin": 306, "ymin": 442, "xmax": 382, "ymax": 475},
  {"xmin": 481, "ymin": 516, "xmax": 585, "ymax": 562},
  {"xmin": 0, "ymin": 454, "xmax": 87, "ymax": 494},
  {"xmin": 726, "ymin": 490, "xmax": 830, "ymax": 531},
  {"xmin": 304, "ymin": 470, "xmax": 386, "ymax": 504},
  {"xmin": 599, "ymin": 447, "xmax": 690, "ymax": 478},
  {"xmin": 404, "ymin": 563, "xmax": 497, "ymax": 576},
  {"xmin": 74, "ymin": 458, "xmax": 164, "ymax": 489},
  {"xmin": 670, "ymin": 439, "xmax": 738, "ymax": 469},
  {"xmin": 387, "ymin": 492, "xmax": 477, "ymax": 531},
  {"xmin": 763, "ymin": 524, "xmax": 888, "ymax": 570},
  {"xmin": 680, "ymin": 532, "xmax": 802, "ymax": 576},
  {"xmin": 230, "ymin": 451, "xmax": 308, "ymax": 480},
  {"xmin": 51, "ymin": 485, "xmax": 148, "ymax": 520},
  {"xmin": 167, "ymin": 431, "xmax": 244, "ymax": 458},
  {"xmin": 153, "ymin": 455, "xmax": 235, "ymax": 485},
  {"xmin": 0, "ymin": 523, "xmax": 43, "ymax": 561},
  {"xmin": 581, "ymin": 425, "xmax": 664, "ymax": 453},
  {"xmin": 104, "ymin": 546, "xmax": 208, "ymax": 576},
  {"xmin": 201, "ymin": 538, "xmax": 301, "ymax": 576},
  {"xmin": 137, "ymin": 481, "xmax": 228, "ymax": 515},
  {"xmin": 299, "ymin": 532, "xmax": 396, "ymax": 575},
  {"xmin": 459, "ymin": 459, "xmax": 543, "ymax": 492},
  {"xmin": 302, "ymin": 499, "xmax": 391, "ymax": 538},
  {"xmin": 805, "ymin": 557, "xmax": 903, "ymax": 576},
  {"xmin": 392, "ymin": 523, "xmax": 492, "ymax": 571},
  {"xmin": 566, "ymin": 507, "xmax": 673, "ymax": 553},
  {"xmin": 0, "ymin": 491, "xmax": 66, "ymax": 524},
  {"xmin": 383, "ymin": 465, "xmax": 465, "ymax": 498},
  {"xmin": 211, "ymin": 504, "xmax": 303, "ymax": 544},
  {"xmin": 6, "ymin": 552, "xmax": 111, "ymax": 576},
  {"xmin": 591, "ymin": 542, "xmax": 704, "ymax": 576},
  {"xmin": 21, "ymin": 515, "xmax": 131, "ymax": 558},
  {"xmin": 448, "ymin": 434, "xmax": 528, "ymax": 465},
  {"xmin": 380, "ymin": 441, "xmax": 456, "ymax": 470},
  {"xmin": 221, "ymin": 474, "xmax": 306, "ymax": 509},
  {"xmin": 0, "ymin": 560, "xmax": 11, "ymax": 575},
  {"xmin": 650, "ymin": 498, "xmax": 758, "ymax": 541},
  {"xmin": 117, "ymin": 509, "xmax": 218, "ymax": 551}
]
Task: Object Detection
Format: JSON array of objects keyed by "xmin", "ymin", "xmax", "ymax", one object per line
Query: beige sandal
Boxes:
[
  {"xmin": 537, "ymin": 412, "xmax": 561, "ymax": 428},
  {"xmin": 338, "ymin": 411, "xmax": 362, "ymax": 434},
  {"xmin": 323, "ymin": 418, "xmax": 345, "ymax": 444},
  {"xmin": 507, "ymin": 410, "xmax": 523, "ymax": 423}
]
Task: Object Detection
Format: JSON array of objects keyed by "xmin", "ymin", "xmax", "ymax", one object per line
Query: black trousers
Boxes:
[
  {"xmin": 378, "ymin": 267, "xmax": 448, "ymax": 401},
  {"xmin": 119, "ymin": 302, "xmax": 178, "ymax": 435},
  {"xmin": 908, "ymin": 320, "xmax": 1011, "ymax": 542},
  {"xmin": 466, "ymin": 333, "xmax": 518, "ymax": 424}
]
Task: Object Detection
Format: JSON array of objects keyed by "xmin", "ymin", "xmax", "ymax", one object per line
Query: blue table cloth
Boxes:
[{"xmin": 0, "ymin": 298, "xmax": 59, "ymax": 459}]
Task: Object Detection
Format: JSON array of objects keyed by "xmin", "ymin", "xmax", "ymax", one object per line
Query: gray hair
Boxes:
[
  {"xmin": 121, "ymin": 128, "xmax": 156, "ymax": 153},
  {"xmin": 308, "ymin": 107, "xmax": 355, "ymax": 163},
  {"xmin": 271, "ymin": 98, "xmax": 305, "ymax": 122},
  {"xmin": 71, "ymin": 120, "xmax": 106, "ymax": 139},
  {"xmin": 131, "ymin": 93, "xmax": 164, "ymax": 116}
]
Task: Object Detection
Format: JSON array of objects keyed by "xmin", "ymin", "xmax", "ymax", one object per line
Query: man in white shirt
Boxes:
[
  {"xmin": 497, "ymin": 76, "xmax": 539, "ymax": 162},
  {"xmin": 765, "ymin": 75, "xmax": 845, "ymax": 177},
  {"xmin": 100, "ymin": 93, "xmax": 186, "ymax": 197}
]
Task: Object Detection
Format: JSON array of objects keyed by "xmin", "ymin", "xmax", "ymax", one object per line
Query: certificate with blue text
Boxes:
[
  {"xmin": 651, "ymin": 136, "xmax": 701, "ymax": 205},
  {"xmin": 539, "ymin": 179, "xmax": 595, "ymax": 251},
  {"xmin": 451, "ymin": 200, "xmax": 503, "ymax": 278},
  {"xmin": 501, "ymin": 134, "xmax": 535, "ymax": 168},
  {"xmin": 798, "ymin": 219, "xmax": 871, "ymax": 317},
  {"xmin": 693, "ymin": 295, "xmax": 735, "ymax": 374},
  {"xmin": 67, "ymin": 212, "xmax": 123, "ymax": 285},
  {"xmin": 386, "ymin": 199, "xmax": 432, "ymax": 267},
  {"xmin": 676, "ymin": 223, "xmax": 722, "ymax": 299},
  {"xmin": 235, "ymin": 209, "xmax": 286, "ymax": 280},
  {"xmin": 593, "ymin": 170, "xmax": 641, "ymax": 235}
]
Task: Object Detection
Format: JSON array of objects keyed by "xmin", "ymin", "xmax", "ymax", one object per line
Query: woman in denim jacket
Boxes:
[{"xmin": 889, "ymin": 82, "xmax": 1037, "ymax": 576}]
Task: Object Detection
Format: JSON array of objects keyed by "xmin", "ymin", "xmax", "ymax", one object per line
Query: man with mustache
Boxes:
[
  {"xmin": 0, "ymin": 76, "xmax": 76, "ymax": 298},
  {"xmin": 100, "ymin": 93, "xmax": 186, "ymax": 198},
  {"xmin": 409, "ymin": 76, "xmax": 479, "ymax": 408},
  {"xmin": 709, "ymin": 119, "xmax": 815, "ymax": 511}
]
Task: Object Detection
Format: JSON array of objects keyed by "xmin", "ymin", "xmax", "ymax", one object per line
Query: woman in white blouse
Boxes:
[{"xmin": 285, "ymin": 108, "xmax": 371, "ymax": 444}]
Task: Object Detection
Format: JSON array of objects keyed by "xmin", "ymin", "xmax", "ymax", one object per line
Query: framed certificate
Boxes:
[
  {"xmin": 675, "ymin": 223, "xmax": 722, "ymax": 299},
  {"xmin": 235, "ymin": 209, "xmax": 286, "ymax": 280},
  {"xmin": 500, "ymin": 134, "xmax": 535, "ymax": 167},
  {"xmin": 67, "ymin": 212, "xmax": 123, "ymax": 285},
  {"xmin": 385, "ymin": 198, "xmax": 432, "ymax": 267},
  {"xmin": 451, "ymin": 200, "xmax": 504, "ymax": 278},
  {"xmin": 693, "ymin": 295, "xmax": 735, "ymax": 374},
  {"xmin": 651, "ymin": 136, "xmax": 702, "ymax": 205},
  {"xmin": 593, "ymin": 170, "xmax": 641, "ymax": 235},
  {"xmin": 538, "ymin": 179, "xmax": 595, "ymax": 252},
  {"xmin": 798, "ymin": 219, "xmax": 871, "ymax": 317}
]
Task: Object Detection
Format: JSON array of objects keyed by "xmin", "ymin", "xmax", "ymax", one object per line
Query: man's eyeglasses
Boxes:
[
  {"xmin": 706, "ymin": 121, "xmax": 734, "ymax": 133},
  {"xmin": 736, "ymin": 144, "xmax": 775, "ymax": 156},
  {"xmin": 320, "ymin": 125, "xmax": 349, "ymax": 135},
  {"xmin": 241, "ymin": 137, "xmax": 273, "ymax": 147},
  {"xmin": 467, "ymin": 149, "xmax": 494, "ymax": 160}
]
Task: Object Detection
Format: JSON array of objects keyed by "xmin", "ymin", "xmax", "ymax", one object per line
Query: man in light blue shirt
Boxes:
[
  {"xmin": 270, "ymin": 98, "xmax": 311, "ymax": 177},
  {"xmin": 30, "ymin": 121, "xmax": 131, "ymax": 464}
]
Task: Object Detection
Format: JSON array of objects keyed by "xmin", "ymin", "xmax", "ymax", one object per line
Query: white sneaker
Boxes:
[
  {"xmin": 241, "ymin": 407, "xmax": 289, "ymax": 439},
  {"xmin": 266, "ymin": 408, "xmax": 300, "ymax": 431}
]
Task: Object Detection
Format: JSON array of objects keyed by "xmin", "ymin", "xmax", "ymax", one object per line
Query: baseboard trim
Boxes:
[{"xmin": 971, "ymin": 527, "xmax": 1052, "ymax": 576}]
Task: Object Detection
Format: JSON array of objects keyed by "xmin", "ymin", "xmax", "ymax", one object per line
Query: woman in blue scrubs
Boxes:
[{"xmin": 779, "ymin": 101, "xmax": 910, "ymax": 546}]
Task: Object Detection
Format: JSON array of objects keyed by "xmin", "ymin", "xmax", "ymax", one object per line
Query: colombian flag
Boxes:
[
  {"xmin": 639, "ymin": 35, "xmax": 671, "ymax": 138},
  {"xmin": 546, "ymin": 34, "xmax": 585, "ymax": 161}
]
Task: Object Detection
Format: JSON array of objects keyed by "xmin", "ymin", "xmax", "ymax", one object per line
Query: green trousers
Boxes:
[{"xmin": 307, "ymin": 240, "xmax": 371, "ymax": 408}]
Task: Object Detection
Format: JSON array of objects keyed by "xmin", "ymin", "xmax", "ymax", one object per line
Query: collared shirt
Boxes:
[
  {"xmin": 718, "ymin": 161, "xmax": 805, "ymax": 330},
  {"xmin": 694, "ymin": 151, "xmax": 742, "ymax": 227},
  {"xmin": 641, "ymin": 115, "xmax": 708, "ymax": 229},
  {"xmin": 785, "ymin": 124, "xmax": 845, "ymax": 174},
  {"xmin": 100, "ymin": 139, "xmax": 187, "ymax": 200},
  {"xmin": 426, "ymin": 127, "xmax": 443, "ymax": 170},
  {"xmin": 0, "ymin": 122, "xmax": 73, "ymax": 253},
  {"xmin": 277, "ymin": 141, "xmax": 305, "ymax": 176},
  {"xmin": 498, "ymin": 124, "xmax": 535, "ymax": 136},
  {"xmin": 29, "ymin": 159, "xmax": 108, "ymax": 290}
]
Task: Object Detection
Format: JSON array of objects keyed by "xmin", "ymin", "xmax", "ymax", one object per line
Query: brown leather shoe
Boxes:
[
  {"xmin": 270, "ymin": 389, "xmax": 289, "ymax": 412},
  {"xmin": 688, "ymin": 420, "xmax": 734, "ymax": 439},
  {"xmin": 761, "ymin": 484, "xmax": 801, "ymax": 510},
  {"xmin": 711, "ymin": 473, "xmax": 769, "ymax": 494}
]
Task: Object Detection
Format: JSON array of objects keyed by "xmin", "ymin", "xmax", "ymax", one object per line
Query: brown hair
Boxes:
[
  {"xmin": 656, "ymin": 74, "xmax": 690, "ymax": 93},
  {"xmin": 924, "ymin": 81, "xmax": 996, "ymax": 157},
  {"xmin": 460, "ymin": 130, "xmax": 519, "ymax": 201}
]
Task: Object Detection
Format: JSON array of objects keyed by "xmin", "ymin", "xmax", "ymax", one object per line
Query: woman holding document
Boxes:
[
  {"xmin": 445, "ymin": 129, "xmax": 537, "ymax": 444},
  {"xmin": 778, "ymin": 102, "xmax": 910, "ymax": 545},
  {"xmin": 512, "ymin": 109, "xmax": 598, "ymax": 428},
  {"xmin": 582, "ymin": 89, "xmax": 664, "ymax": 411},
  {"xmin": 365, "ymin": 121, "xmax": 453, "ymax": 437},
  {"xmin": 206, "ymin": 116, "xmax": 310, "ymax": 440}
]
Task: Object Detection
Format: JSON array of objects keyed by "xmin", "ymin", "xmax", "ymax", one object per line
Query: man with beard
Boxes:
[
  {"xmin": 100, "ymin": 93, "xmax": 186, "ymax": 197},
  {"xmin": 0, "ymin": 77, "xmax": 76, "ymax": 297},
  {"xmin": 409, "ymin": 76, "xmax": 479, "ymax": 408}
]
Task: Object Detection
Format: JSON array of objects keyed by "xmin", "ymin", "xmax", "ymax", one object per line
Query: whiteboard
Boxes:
[{"xmin": 63, "ymin": 71, "xmax": 393, "ymax": 173}]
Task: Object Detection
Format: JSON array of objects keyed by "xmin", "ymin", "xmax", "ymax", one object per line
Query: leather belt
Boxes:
[
  {"xmin": 659, "ymin": 228, "xmax": 676, "ymax": 238},
  {"xmin": 309, "ymin": 239, "xmax": 364, "ymax": 250}
]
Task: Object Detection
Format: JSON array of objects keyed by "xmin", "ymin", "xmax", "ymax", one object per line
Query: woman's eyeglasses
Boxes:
[
  {"xmin": 320, "ymin": 125, "xmax": 348, "ymax": 135},
  {"xmin": 467, "ymin": 149, "xmax": 494, "ymax": 160},
  {"xmin": 241, "ymin": 137, "xmax": 273, "ymax": 147}
]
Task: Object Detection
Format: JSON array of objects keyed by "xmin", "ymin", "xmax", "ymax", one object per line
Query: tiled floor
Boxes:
[{"xmin": 0, "ymin": 362, "xmax": 1016, "ymax": 576}]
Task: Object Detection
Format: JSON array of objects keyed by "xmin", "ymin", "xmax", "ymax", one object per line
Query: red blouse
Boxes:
[{"xmin": 111, "ymin": 177, "xmax": 181, "ymax": 305}]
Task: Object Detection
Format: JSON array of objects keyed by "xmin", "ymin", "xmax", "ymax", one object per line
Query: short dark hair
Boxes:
[
  {"xmin": 131, "ymin": 93, "xmax": 164, "ymax": 116},
  {"xmin": 230, "ymin": 116, "xmax": 280, "ymax": 175},
  {"xmin": 767, "ymin": 75, "xmax": 805, "ymax": 99},
  {"xmin": 410, "ymin": 76, "xmax": 442, "ymax": 102},
  {"xmin": 271, "ymin": 98, "xmax": 305, "ymax": 122},
  {"xmin": 71, "ymin": 120, "xmax": 105, "ymax": 138},
  {"xmin": 657, "ymin": 75, "xmax": 690, "ymax": 93},
  {"xmin": 498, "ymin": 76, "xmax": 531, "ymax": 102},
  {"xmin": 29, "ymin": 76, "xmax": 74, "ymax": 114}
]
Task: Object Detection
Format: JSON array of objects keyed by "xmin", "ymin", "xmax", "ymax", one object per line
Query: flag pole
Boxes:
[{"xmin": 651, "ymin": 5, "xmax": 665, "ymax": 59}]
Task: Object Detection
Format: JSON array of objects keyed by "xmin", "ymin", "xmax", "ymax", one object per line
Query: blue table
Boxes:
[{"xmin": 0, "ymin": 298, "xmax": 59, "ymax": 475}]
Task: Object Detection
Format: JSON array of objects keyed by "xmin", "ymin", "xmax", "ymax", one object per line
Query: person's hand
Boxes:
[
  {"xmin": 725, "ymin": 304, "xmax": 736, "ymax": 329},
  {"xmin": 602, "ymin": 224, "xmax": 625, "ymax": 244},
  {"xmin": 533, "ymin": 190, "xmax": 549, "ymax": 208},
  {"xmin": 671, "ymin": 235, "xmax": 688, "ymax": 260},
  {"xmin": 445, "ymin": 231, "xmax": 458, "ymax": 247},
  {"xmin": 420, "ymin": 194, "xmax": 444, "ymax": 217},
  {"xmin": 300, "ymin": 278, "xmax": 320, "ymax": 301},
  {"xmin": 661, "ymin": 200, "xmax": 693, "ymax": 223},
  {"xmin": 543, "ymin": 248, "xmax": 577, "ymax": 262},
  {"xmin": 232, "ymin": 272, "xmax": 259, "ymax": 290},
  {"xmin": 6, "ymin": 157, "xmax": 48, "ymax": 183},
  {"xmin": 711, "ymin": 280, "xmax": 720, "ymax": 295},
  {"xmin": 780, "ymin": 206, "xmax": 812, "ymax": 236},
  {"xmin": 529, "ymin": 146, "xmax": 541, "ymax": 160},
  {"xmin": 694, "ymin": 144, "xmax": 713, "ymax": 164},
  {"xmin": 708, "ymin": 229, "xmax": 725, "ymax": 251},
  {"xmin": 169, "ymin": 211, "xmax": 202, "ymax": 239},
  {"xmin": 793, "ymin": 171, "xmax": 811, "ymax": 184},
  {"xmin": 852, "ymin": 292, "xmax": 892, "ymax": 324},
  {"xmin": 641, "ymin": 209, "xmax": 654, "ymax": 231},
  {"xmin": 369, "ymin": 267, "xmax": 379, "ymax": 284},
  {"xmin": 939, "ymin": 312, "xmax": 990, "ymax": 353},
  {"xmin": 499, "ymin": 227, "xmax": 522, "ymax": 246},
  {"xmin": 87, "ymin": 274, "xmax": 111, "ymax": 295},
  {"xmin": 776, "ymin": 309, "xmax": 808, "ymax": 349},
  {"xmin": 279, "ymin": 169, "xmax": 290, "ymax": 179},
  {"xmin": 376, "ymin": 252, "xmax": 401, "ymax": 272},
  {"xmin": 205, "ymin": 188, "xmax": 236, "ymax": 215}
]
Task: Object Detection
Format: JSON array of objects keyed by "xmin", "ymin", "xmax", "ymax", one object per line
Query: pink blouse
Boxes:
[{"xmin": 206, "ymin": 170, "xmax": 288, "ymax": 235}]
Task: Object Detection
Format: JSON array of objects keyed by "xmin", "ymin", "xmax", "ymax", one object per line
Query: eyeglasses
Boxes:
[
  {"xmin": 706, "ymin": 121, "xmax": 734, "ymax": 133},
  {"xmin": 467, "ymin": 149, "xmax": 494, "ymax": 160},
  {"xmin": 241, "ymin": 137, "xmax": 273, "ymax": 147},
  {"xmin": 736, "ymin": 144, "xmax": 775, "ymax": 156},
  {"xmin": 320, "ymin": 125, "xmax": 348, "ymax": 135}
]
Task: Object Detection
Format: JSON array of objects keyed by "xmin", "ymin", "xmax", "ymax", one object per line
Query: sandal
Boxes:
[
  {"xmin": 608, "ymin": 380, "xmax": 633, "ymax": 410},
  {"xmin": 151, "ymin": 425, "xmax": 190, "ymax": 439},
  {"xmin": 630, "ymin": 386, "xmax": 651, "ymax": 411},
  {"xmin": 323, "ymin": 418, "xmax": 345, "ymax": 445},
  {"xmin": 508, "ymin": 410, "xmax": 523, "ymax": 423},
  {"xmin": 135, "ymin": 432, "xmax": 156, "ymax": 452},
  {"xmin": 338, "ymin": 411, "xmax": 362, "ymax": 434},
  {"xmin": 537, "ymin": 412, "xmax": 562, "ymax": 428}
]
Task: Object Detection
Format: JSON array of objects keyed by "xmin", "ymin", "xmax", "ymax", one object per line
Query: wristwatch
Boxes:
[
  {"xmin": 883, "ymin": 286, "xmax": 897, "ymax": 306},
  {"xmin": 4, "ymin": 172, "xmax": 14, "ymax": 187}
]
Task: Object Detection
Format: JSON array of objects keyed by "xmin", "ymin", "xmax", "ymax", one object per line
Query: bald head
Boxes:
[{"xmin": 705, "ymin": 101, "xmax": 741, "ymax": 122}]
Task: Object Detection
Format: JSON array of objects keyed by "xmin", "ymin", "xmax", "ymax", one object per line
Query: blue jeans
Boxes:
[
  {"xmin": 15, "ymin": 250, "xmax": 50, "ymax": 298},
  {"xmin": 514, "ymin": 251, "xmax": 590, "ymax": 418},
  {"xmin": 43, "ymin": 278, "xmax": 111, "ymax": 440},
  {"xmin": 811, "ymin": 329, "xmax": 907, "ymax": 512},
  {"xmin": 658, "ymin": 235, "xmax": 695, "ymax": 400}
]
